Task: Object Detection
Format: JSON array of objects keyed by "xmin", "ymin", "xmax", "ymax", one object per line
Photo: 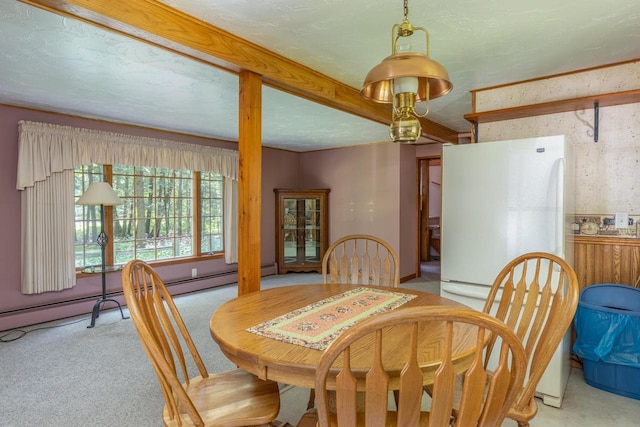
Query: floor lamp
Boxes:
[{"xmin": 77, "ymin": 181, "xmax": 129, "ymax": 328}]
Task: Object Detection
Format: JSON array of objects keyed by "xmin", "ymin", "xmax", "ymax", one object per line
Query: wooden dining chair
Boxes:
[
  {"xmin": 428, "ymin": 252, "xmax": 580, "ymax": 427},
  {"xmin": 487, "ymin": 252, "xmax": 579, "ymax": 427},
  {"xmin": 322, "ymin": 234, "xmax": 399, "ymax": 287},
  {"xmin": 307, "ymin": 234, "xmax": 401, "ymax": 410},
  {"xmin": 122, "ymin": 259, "xmax": 281, "ymax": 427},
  {"xmin": 296, "ymin": 305, "xmax": 527, "ymax": 427}
]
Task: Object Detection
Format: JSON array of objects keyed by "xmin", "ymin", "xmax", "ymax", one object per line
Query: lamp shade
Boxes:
[
  {"xmin": 76, "ymin": 182, "xmax": 122, "ymax": 206},
  {"xmin": 360, "ymin": 52, "xmax": 452, "ymax": 104}
]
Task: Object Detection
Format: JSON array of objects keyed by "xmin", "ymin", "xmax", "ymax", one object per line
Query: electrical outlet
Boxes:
[
  {"xmin": 191, "ymin": 268, "xmax": 197, "ymax": 278},
  {"xmin": 615, "ymin": 212, "xmax": 629, "ymax": 229}
]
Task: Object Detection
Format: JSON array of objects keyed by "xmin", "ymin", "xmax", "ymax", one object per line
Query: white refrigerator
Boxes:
[{"xmin": 439, "ymin": 135, "xmax": 574, "ymax": 408}]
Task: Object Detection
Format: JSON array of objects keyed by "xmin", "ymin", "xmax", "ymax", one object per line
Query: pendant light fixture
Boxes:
[{"xmin": 361, "ymin": 0, "xmax": 452, "ymax": 143}]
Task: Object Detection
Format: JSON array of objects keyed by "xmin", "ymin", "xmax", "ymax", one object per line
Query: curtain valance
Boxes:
[{"xmin": 16, "ymin": 120, "xmax": 238, "ymax": 190}]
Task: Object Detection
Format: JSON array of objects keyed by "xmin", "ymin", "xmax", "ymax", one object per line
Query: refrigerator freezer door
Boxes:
[{"xmin": 441, "ymin": 136, "xmax": 566, "ymax": 286}]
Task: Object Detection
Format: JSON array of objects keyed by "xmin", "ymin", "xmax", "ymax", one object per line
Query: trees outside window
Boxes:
[{"xmin": 74, "ymin": 164, "xmax": 223, "ymax": 269}]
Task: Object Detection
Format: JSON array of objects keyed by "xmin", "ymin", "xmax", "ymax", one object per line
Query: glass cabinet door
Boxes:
[
  {"xmin": 283, "ymin": 196, "xmax": 322, "ymax": 266},
  {"xmin": 275, "ymin": 189, "xmax": 329, "ymax": 274}
]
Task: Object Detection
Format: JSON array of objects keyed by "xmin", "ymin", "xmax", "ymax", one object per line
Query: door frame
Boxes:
[{"xmin": 416, "ymin": 155, "xmax": 441, "ymax": 276}]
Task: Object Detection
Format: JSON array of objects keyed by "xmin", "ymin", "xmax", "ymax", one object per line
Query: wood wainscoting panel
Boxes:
[{"xmin": 574, "ymin": 236, "xmax": 640, "ymax": 290}]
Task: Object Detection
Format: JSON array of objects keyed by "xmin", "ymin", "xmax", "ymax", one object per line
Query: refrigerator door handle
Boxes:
[{"xmin": 555, "ymin": 157, "xmax": 566, "ymax": 259}]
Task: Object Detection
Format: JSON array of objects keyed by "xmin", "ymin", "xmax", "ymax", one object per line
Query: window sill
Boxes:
[{"xmin": 75, "ymin": 253, "xmax": 225, "ymax": 278}]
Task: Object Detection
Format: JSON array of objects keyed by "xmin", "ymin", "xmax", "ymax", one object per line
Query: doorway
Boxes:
[{"xmin": 418, "ymin": 156, "xmax": 441, "ymax": 280}]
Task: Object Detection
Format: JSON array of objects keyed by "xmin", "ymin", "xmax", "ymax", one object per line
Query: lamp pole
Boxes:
[
  {"xmin": 86, "ymin": 204, "xmax": 128, "ymax": 328},
  {"xmin": 77, "ymin": 181, "xmax": 128, "ymax": 328}
]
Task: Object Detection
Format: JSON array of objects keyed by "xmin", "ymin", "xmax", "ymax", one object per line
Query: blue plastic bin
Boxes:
[{"xmin": 573, "ymin": 284, "xmax": 640, "ymax": 400}]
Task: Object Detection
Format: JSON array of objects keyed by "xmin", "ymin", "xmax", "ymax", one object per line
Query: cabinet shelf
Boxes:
[
  {"xmin": 464, "ymin": 89, "xmax": 640, "ymax": 125},
  {"xmin": 275, "ymin": 189, "xmax": 330, "ymax": 274}
]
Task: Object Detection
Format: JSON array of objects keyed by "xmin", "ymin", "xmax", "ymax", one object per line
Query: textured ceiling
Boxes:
[{"xmin": 1, "ymin": 0, "xmax": 639, "ymax": 151}]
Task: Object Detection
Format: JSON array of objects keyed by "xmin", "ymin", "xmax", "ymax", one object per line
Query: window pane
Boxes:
[
  {"xmin": 74, "ymin": 165, "xmax": 104, "ymax": 268},
  {"xmin": 200, "ymin": 172, "xmax": 224, "ymax": 253},
  {"xmin": 113, "ymin": 166, "xmax": 194, "ymax": 261},
  {"xmin": 112, "ymin": 164, "xmax": 133, "ymax": 175}
]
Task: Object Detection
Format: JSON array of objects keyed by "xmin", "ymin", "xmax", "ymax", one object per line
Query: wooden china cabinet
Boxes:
[{"xmin": 274, "ymin": 189, "xmax": 329, "ymax": 274}]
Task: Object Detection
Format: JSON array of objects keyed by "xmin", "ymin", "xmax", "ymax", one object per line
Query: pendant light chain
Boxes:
[{"xmin": 403, "ymin": 0, "xmax": 409, "ymax": 21}]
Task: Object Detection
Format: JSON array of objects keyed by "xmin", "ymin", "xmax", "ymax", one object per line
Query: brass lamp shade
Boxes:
[{"xmin": 360, "ymin": 52, "xmax": 452, "ymax": 104}]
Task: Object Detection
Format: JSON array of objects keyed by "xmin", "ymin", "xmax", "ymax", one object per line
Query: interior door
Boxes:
[{"xmin": 418, "ymin": 157, "xmax": 441, "ymax": 264}]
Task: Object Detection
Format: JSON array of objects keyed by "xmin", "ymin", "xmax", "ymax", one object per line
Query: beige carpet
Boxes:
[{"xmin": 2, "ymin": 272, "xmax": 638, "ymax": 426}]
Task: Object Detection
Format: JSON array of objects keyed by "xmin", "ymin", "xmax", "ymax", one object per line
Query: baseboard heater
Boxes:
[
  {"xmin": 0, "ymin": 264, "xmax": 274, "ymax": 317},
  {"xmin": 163, "ymin": 270, "xmax": 236, "ymax": 287}
]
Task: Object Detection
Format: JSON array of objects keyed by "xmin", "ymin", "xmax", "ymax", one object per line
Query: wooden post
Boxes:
[{"xmin": 238, "ymin": 70, "xmax": 262, "ymax": 295}]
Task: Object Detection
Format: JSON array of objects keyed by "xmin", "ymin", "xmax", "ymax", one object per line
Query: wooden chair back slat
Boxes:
[
  {"xmin": 364, "ymin": 330, "xmax": 389, "ymax": 426},
  {"xmin": 428, "ymin": 321, "xmax": 456, "ymax": 426},
  {"xmin": 396, "ymin": 323, "xmax": 423, "ymax": 426},
  {"xmin": 349, "ymin": 246, "xmax": 360, "ymax": 284},
  {"xmin": 476, "ymin": 342, "xmax": 513, "ymax": 426},
  {"xmin": 334, "ymin": 347, "xmax": 357, "ymax": 427},
  {"xmin": 455, "ymin": 328, "xmax": 488, "ymax": 425},
  {"xmin": 362, "ymin": 242, "xmax": 372, "ymax": 284}
]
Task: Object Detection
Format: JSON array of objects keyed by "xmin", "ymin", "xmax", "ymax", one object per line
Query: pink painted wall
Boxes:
[
  {"xmin": 0, "ymin": 104, "xmax": 418, "ymax": 330},
  {"xmin": 0, "ymin": 104, "xmax": 298, "ymax": 330},
  {"xmin": 299, "ymin": 143, "xmax": 418, "ymax": 280},
  {"xmin": 261, "ymin": 148, "xmax": 302, "ymax": 263}
]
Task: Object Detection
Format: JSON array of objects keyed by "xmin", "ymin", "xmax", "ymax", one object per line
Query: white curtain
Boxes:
[
  {"xmin": 17, "ymin": 121, "xmax": 239, "ymax": 294},
  {"xmin": 21, "ymin": 170, "xmax": 76, "ymax": 294}
]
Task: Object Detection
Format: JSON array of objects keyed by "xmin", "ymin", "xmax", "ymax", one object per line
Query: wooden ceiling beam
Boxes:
[{"xmin": 20, "ymin": 0, "xmax": 458, "ymax": 143}]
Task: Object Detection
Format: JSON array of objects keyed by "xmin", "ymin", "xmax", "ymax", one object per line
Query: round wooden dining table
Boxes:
[{"xmin": 210, "ymin": 283, "xmax": 476, "ymax": 389}]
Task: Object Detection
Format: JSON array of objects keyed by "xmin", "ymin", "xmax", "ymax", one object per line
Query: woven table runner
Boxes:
[{"xmin": 246, "ymin": 287, "xmax": 416, "ymax": 350}]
